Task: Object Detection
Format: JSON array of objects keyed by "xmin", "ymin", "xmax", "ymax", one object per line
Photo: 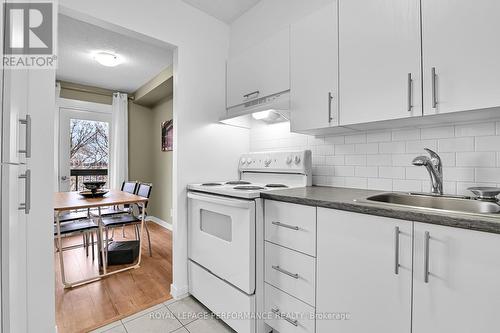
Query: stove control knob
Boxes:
[
  {"xmin": 264, "ymin": 157, "xmax": 272, "ymax": 167},
  {"xmin": 241, "ymin": 158, "xmax": 247, "ymax": 165},
  {"xmin": 246, "ymin": 158, "xmax": 253, "ymax": 165},
  {"xmin": 286, "ymin": 155, "xmax": 293, "ymax": 164},
  {"xmin": 294, "ymin": 155, "xmax": 301, "ymax": 164}
]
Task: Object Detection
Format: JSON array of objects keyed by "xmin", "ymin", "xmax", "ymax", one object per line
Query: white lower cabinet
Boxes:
[
  {"xmin": 316, "ymin": 208, "xmax": 412, "ymax": 333},
  {"xmin": 265, "ymin": 201, "xmax": 500, "ymax": 333},
  {"xmin": 264, "ymin": 283, "xmax": 315, "ymax": 333},
  {"xmin": 412, "ymin": 222, "xmax": 500, "ymax": 333}
]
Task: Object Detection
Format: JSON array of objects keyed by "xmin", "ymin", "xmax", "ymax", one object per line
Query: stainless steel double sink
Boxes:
[{"xmin": 358, "ymin": 192, "xmax": 500, "ymax": 215}]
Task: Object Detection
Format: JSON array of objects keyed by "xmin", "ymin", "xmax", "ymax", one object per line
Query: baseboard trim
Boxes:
[
  {"xmin": 147, "ymin": 216, "xmax": 172, "ymax": 230},
  {"xmin": 170, "ymin": 283, "xmax": 189, "ymax": 300}
]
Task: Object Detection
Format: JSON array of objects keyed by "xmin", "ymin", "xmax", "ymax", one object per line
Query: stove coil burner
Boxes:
[
  {"xmin": 234, "ymin": 185, "xmax": 266, "ymax": 190},
  {"xmin": 201, "ymin": 182, "xmax": 223, "ymax": 186},
  {"xmin": 226, "ymin": 181, "xmax": 252, "ymax": 185},
  {"xmin": 265, "ymin": 184, "xmax": 289, "ymax": 188}
]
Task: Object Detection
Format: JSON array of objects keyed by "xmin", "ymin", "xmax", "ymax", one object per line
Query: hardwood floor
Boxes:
[{"xmin": 55, "ymin": 221, "xmax": 173, "ymax": 333}]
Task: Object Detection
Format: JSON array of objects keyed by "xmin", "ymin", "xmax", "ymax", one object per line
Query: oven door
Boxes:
[{"xmin": 188, "ymin": 191, "xmax": 256, "ymax": 294}]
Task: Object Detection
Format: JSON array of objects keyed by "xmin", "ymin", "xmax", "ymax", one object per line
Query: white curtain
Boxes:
[{"xmin": 110, "ymin": 92, "xmax": 129, "ymax": 189}]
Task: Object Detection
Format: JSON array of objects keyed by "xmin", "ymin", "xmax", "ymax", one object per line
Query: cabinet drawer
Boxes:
[
  {"xmin": 265, "ymin": 200, "xmax": 316, "ymax": 256},
  {"xmin": 265, "ymin": 242, "xmax": 315, "ymax": 306},
  {"xmin": 264, "ymin": 283, "xmax": 315, "ymax": 333}
]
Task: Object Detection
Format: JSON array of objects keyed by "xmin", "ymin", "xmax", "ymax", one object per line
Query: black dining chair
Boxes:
[
  {"xmin": 100, "ymin": 183, "xmax": 153, "ymax": 260},
  {"xmin": 100, "ymin": 181, "xmax": 138, "ymax": 216},
  {"xmin": 54, "ymin": 218, "xmax": 98, "ymax": 260}
]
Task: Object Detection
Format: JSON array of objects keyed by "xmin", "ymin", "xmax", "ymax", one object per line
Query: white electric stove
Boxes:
[{"xmin": 187, "ymin": 150, "xmax": 311, "ymax": 333}]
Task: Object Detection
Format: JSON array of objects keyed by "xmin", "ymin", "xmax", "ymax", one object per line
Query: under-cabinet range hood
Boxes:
[{"xmin": 220, "ymin": 90, "xmax": 290, "ymax": 128}]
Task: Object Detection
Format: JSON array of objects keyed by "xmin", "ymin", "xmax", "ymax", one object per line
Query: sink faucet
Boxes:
[{"xmin": 412, "ymin": 148, "xmax": 443, "ymax": 195}]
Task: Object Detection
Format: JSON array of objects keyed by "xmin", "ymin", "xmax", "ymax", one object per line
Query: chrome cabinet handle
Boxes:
[
  {"xmin": 243, "ymin": 90, "xmax": 259, "ymax": 99},
  {"xmin": 18, "ymin": 169, "xmax": 31, "ymax": 214},
  {"xmin": 271, "ymin": 307, "xmax": 298, "ymax": 327},
  {"xmin": 328, "ymin": 92, "xmax": 334, "ymax": 122},
  {"xmin": 272, "ymin": 265, "xmax": 299, "ymax": 279},
  {"xmin": 431, "ymin": 67, "xmax": 437, "ymax": 108},
  {"xmin": 424, "ymin": 231, "xmax": 430, "ymax": 283},
  {"xmin": 407, "ymin": 73, "xmax": 413, "ymax": 112},
  {"xmin": 18, "ymin": 114, "xmax": 32, "ymax": 158},
  {"xmin": 272, "ymin": 221, "xmax": 299, "ymax": 230},
  {"xmin": 394, "ymin": 226, "xmax": 400, "ymax": 275}
]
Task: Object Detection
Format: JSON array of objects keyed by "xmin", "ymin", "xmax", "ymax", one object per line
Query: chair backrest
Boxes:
[
  {"xmin": 136, "ymin": 183, "xmax": 152, "ymax": 208},
  {"xmin": 121, "ymin": 181, "xmax": 138, "ymax": 194}
]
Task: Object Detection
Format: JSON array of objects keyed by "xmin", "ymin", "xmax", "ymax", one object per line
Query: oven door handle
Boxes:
[{"xmin": 188, "ymin": 192, "xmax": 254, "ymax": 209}]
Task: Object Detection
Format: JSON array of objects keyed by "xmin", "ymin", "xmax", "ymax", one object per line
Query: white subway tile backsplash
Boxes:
[
  {"xmin": 475, "ymin": 168, "xmax": 500, "ymax": 183},
  {"xmin": 335, "ymin": 144, "xmax": 356, "ymax": 155},
  {"xmin": 324, "ymin": 136, "xmax": 345, "ymax": 145},
  {"xmin": 345, "ymin": 155, "xmax": 366, "ymax": 166},
  {"xmin": 393, "ymin": 179, "xmax": 422, "ymax": 192},
  {"xmin": 456, "ymin": 152, "xmax": 496, "ymax": 167},
  {"xmin": 355, "ymin": 143, "xmax": 379, "ymax": 154},
  {"xmin": 345, "ymin": 134, "xmax": 366, "ymax": 144},
  {"xmin": 344, "ymin": 177, "xmax": 368, "ymax": 189},
  {"xmin": 367, "ymin": 131, "xmax": 392, "ymax": 143},
  {"xmin": 421, "ymin": 126, "xmax": 455, "ymax": 139},
  {"xmin": 334, "ymin": 165, "xmax": 355, "ymax": 177},
  {"xmin": 379, "ymin": 166, "xmax": 405, "ymax": 179},
  {"xmin": 438, "ymin": 137, "xmax": 474, "ymax": 152},
  {"xmin": 392, "ymin": 128, "xmax": 420, "ymax": 141},
  {"xmin": 380, "ymin": 142, "xmax": 406, "ymax": 154},
  {"xmin": 406, "ymin": 140, "xmax": 437, "ymax": 153},
  {"xmin": 405, "ymin": 167, "xmax": 430, "ymax": 180},
  {"xmin": 367, "ymin": 178, "xmax": 393, "ymax": 191},
  {"xmin": 366, "ymin": 154, "xmax": 392, "ymax": 166},
  {"xmin": 475, "ymin": 136, "xmax": 500, "ymax": 152},
  {"xmin": 325, "ymin": 155, "xmax": 345, "ymax": 165},
  {"xmin": 444, "ymin": 167, "xmax": 475, "ymax": 182},
  {"xmin": 355, "ymin": 166, "xmax": 378, "ymax": 178},
  {"xmin": 392, "ymin": 154, "xmax": 417, "ymax": 166},
  {"xmin": 455, "ymin": 122, "xmax": 495, "ymax": 137},
  {"xmin": 250, "ymin": 119, "xmax": 500, "ymax": 195}
]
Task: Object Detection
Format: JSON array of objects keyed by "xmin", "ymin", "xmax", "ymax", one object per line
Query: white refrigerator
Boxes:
[{"xmin": 1, "ymin": 16, "xmax": 56, "ymax": 333}]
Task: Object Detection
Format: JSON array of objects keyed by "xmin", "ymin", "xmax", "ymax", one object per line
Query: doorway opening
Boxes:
[{"xmin": 54, "ymin": 12, "xmax": 176, "ymax": 333}]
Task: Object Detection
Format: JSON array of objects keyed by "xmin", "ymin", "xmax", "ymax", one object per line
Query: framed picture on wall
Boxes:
[{"xmin": 161, "ymin": 120, "xmax": 173, "ymax": 151}]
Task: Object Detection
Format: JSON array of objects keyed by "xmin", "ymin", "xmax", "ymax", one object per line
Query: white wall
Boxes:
[{"xmin": 59, "ymin": 0, "xmax": 249, "ymax": 298}]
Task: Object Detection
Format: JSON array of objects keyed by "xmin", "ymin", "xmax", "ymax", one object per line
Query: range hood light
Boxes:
[{"xmin": 252, "ymin": 110, "xmax": 274, "ymax": 120}]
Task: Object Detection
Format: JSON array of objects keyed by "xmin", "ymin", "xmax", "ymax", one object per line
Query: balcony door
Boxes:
[{"xmin": 58, "ymin": 102, "xmax": 112, "ymax": 192}]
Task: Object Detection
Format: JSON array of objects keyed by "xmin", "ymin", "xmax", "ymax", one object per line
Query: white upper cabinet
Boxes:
[
  {"xmin": 422, "ymin": 0, "xmax": 500, "ymax": 115},
  {"xmin": 226, "ymin": 28, "xmax": 290, "ymax": 109},
  {"xmin": 338, "ymin": 0, "xmax": 422, "ymax": 126},
  {"xmin": 290, "ymin": 1, "xmax": 339, "ymax": 132},
  {"xmin": 317, "ymin": 208, "xmax": 412, "ymax": 333},
  {"xmin": 413, "ymin": 223, "xmax": 500, "ymax": 333}
]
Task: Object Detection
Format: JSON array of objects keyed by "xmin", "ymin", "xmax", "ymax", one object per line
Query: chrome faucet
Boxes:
[{"xmin": 412, "ymin": 148, "xmax": 443, "ymax": 195}]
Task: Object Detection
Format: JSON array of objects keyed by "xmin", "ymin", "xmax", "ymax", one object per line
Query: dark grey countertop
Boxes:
[{"xmin": 260, "ymin": 186, "xmax": 500, "ymax": 234}]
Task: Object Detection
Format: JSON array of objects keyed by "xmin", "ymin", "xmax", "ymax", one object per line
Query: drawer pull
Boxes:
[
  {"xmin": 271, "ymin": 307, "xmax": 298, "ymax": 327},
  {"xmin": 272, "ymin": 265, "xmax": 299, "ymax": 279},
  {"xmin": 272, "ymin": 221, "xmax": 299, "ymax": 231}
]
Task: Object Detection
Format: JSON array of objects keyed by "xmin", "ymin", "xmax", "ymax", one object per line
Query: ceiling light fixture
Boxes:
[{"xmin": 93, "ymin": 51, "xmax": 121, "ymax": 67}]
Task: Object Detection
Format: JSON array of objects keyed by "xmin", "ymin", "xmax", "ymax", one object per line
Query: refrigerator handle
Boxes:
[
  {"xmin": 18, "ymin": 114, "xmax": 31, "ymax": 158},
  {"xmin": 18, "ymin": 169, "xmax": 31, "ymax": 214}
]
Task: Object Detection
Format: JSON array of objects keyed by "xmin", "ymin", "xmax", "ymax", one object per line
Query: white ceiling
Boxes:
[
  {"xmin": 182, "ymin": 0, "xmax": 260, "ymax": 23},
  {"xmin": 57, "ymin": 14, "xmax": 175, "ymax": 93}
]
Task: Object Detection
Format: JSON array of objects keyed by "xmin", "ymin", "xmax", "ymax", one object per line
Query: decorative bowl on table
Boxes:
[{"xmin": 80, "ymin": 181, "xmax": 108, "ymax": 198}]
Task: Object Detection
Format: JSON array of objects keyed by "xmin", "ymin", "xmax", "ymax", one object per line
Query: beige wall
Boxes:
[
  {"xmin": 59, "ymin": 81, "xmax": 113, "ymax": 104},
  {"xmin": 128, "ymin": 98, "xmax": 173, "ymax": 223}
]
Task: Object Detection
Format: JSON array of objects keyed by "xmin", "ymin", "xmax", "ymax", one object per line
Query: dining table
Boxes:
[{"xmin": 53, "ymin": 190, "xmax": 148, "ymax": 288}]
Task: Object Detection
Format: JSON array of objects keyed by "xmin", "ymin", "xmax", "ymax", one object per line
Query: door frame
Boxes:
[{"xmin": 55, "ymin": 96, "xmax": 112, "ymax": 192}]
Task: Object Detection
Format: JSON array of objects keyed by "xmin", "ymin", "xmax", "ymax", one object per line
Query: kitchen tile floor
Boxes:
[{"xmin": 90, "ymin": 296, "xmax": 236, "ymax": 333}]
